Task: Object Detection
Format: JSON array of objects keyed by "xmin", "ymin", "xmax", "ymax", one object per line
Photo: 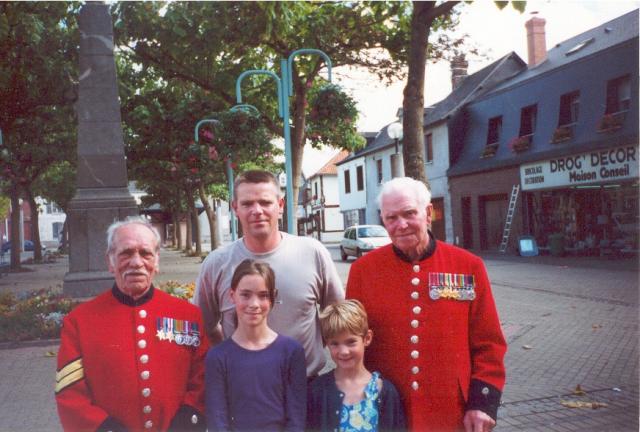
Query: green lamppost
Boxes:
[
  {"xmin": 235, "ymin": 49, "xmax": 332, "ymax": 234},
  {"xmin": 194, "ymin": 118, "xmax": 237, "ymax": 241},
  {"xmin": 194, "ymin": 104, "xmax": 261, "ymax": 242}
]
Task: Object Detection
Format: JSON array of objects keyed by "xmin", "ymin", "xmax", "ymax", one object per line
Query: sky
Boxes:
[{"xmin": 303, "ymin": 0, "xmax": 639, "ymax": 175}]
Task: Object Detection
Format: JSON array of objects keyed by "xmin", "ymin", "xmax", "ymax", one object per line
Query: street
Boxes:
[{"xmin": 0, "ymin": 246, "xmax": 637, "ymax": 431}]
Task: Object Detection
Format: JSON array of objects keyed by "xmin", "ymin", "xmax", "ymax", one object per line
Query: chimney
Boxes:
[
  {"xmin": 525, "ymin": 14, "xmax": 547, "ymax": 67},
  {"xmin": 450, "ymin": 54, "xmax": 468, "ymax": 89}
]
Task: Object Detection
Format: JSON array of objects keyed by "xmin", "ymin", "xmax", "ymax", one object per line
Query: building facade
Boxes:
[{"xmin": 448, "ymin": 11, "xmax": 639, "ymax": 254}]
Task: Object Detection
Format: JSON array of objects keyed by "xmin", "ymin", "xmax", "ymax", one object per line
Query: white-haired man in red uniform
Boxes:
[
  {"xmin": 347, "ymin": 177, "xmax": 506, "ymax": 432},
  {"xmin": 55, "ymin": 217, "xmax": 208, "ymax": 432}
]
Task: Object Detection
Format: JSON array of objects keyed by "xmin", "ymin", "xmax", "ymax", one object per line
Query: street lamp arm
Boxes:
[
  {"xmin": 235, "ymin": 70, "xmax": 284, "ymax": 118},
  {"xmin": 194, "ymin": 118, "xmax": 220, "ymax": 143},
  {"xmin": 287, "ymin": 49, "xmax": 332, "ymax": 94},
  {"xmin": 229, "ymin": 104, "xmax": 261, "ymax": 116}
]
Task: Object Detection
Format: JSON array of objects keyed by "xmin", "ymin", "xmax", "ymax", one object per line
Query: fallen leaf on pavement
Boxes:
[
  {"xmin": 44, "ymin": 351, "xmax": 57, "ymax": 357},
  {"xmin": 560, "ymin": 400, "xmax": 608, "ymax": 409},
  {"xmin": 573, "ymin": 384, "xmax": 586, "ymax": 396},
  {"xmin": 522, "ymin": 345, "xmax": 533, "ymax": 350},
  {"xmin": 592, "ymin": 324, "xmax": 603, "ymax": 329}
]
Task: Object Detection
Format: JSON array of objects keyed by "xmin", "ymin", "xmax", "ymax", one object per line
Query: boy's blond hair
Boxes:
[{"xmin": 319, "ymin": 299, "xmax": 369, "ymax": 341}]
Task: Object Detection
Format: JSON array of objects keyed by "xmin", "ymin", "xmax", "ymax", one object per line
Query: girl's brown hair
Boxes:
[{"xmin": 230, "ymin": 259, "xmax": 277, "ymax": 306}]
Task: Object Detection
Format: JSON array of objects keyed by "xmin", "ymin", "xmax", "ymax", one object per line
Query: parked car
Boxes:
[
  {"xmin": 340, "ymin": 225, "xmax": 391, "ymax": 261},
  {"xmin": 0, "ymin": 240, "xmax": 46, "ymax": 254}
]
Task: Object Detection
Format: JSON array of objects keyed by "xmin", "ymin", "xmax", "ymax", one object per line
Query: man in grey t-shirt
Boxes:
[{"xmin": 195, "ymin": 170, "xmax": 344, "ymax": 378}]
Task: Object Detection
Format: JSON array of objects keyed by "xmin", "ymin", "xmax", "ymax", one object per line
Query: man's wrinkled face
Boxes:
[
  {"xmin": 108, "ymin": 224, "xmax": 159, "ymax": 299},
  {"xmin": 381, "ymin": 191, "xmax": 432, "ymax": 259}
]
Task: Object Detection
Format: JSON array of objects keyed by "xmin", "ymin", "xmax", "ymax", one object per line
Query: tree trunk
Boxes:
[
  {"xmin": 25, "ymin": 192, "xmax": 43, "ymax": 263},
  {"xmin": 185, "ymin": 210, "xmax": 192, "ymax": 254},
  {"xmin": 174, "ymin": 211, "xmax": 183, "ymax": 249},
  {"xmin": 289, "ymin": 85, "xmax": 309, "ymax": 235},
  {"xmin": 9, "ymin": 191, "xmax": 21, "ymax": 270},
  {"xmin": 198, "ymin": 183, "xmax": 219, "ymax": 250},
  {"xmin": 60, "ymin": 218, "xmax": 68, "ymax": 253},
  {"xmin": 402, "ymin": 1, "xmax": 432, "ymax": 187},
  {"xmin": 186, "ymin": 187, "xmax": 201, "ymax": 255}
]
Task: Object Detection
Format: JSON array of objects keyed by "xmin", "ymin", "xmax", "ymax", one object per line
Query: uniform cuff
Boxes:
[
  {"xmin": 169, "ymin": 405, "xmax": 205, "ymax": 432},
  {"xmin": 96, "ymin": 416, "xmax": 127, "ymax": 432},
  {"xmin": 465, "ymin": 379, "xmax": 502, "ymax": 421}
]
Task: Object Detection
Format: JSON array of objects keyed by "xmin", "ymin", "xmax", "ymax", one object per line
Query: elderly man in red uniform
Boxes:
[
  {"xmin": 55, "ymin": 217, "xmax": 208, "ymax": 432},
  {"xmin": 347, "ymin": 177, "xmax": 506, "ymax": 432}
]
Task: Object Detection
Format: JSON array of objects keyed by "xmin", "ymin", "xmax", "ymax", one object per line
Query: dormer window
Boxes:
[
  {"xmin": 558, "ymin": 91, "xmax": 580, "ymax": 126},
  {"xmin": 605, "ymin": 75, "xmax": 630, "ymax": 114},
  {"xmin": 519, "ymin": 104, "xmax": 537, "ymax": 136},
  {"xmin": 480, "ymin": 116, "xmax": 502, "ymax": 158},
  {"xmin": 486, "ymin": 116, "xmax": 502, "ymax": 145}
]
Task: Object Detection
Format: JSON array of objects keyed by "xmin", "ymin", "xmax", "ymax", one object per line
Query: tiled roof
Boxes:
[{"xmin": 310, "ymin": 150, "xmax": 350, "ymax": 177}]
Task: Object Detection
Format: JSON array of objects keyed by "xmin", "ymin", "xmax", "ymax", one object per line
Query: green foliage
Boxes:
[
  {"xmin": 307, "ymin": 84, "xmax": 365, "ymax": 152},
  {"xmin": 0, "ymin": 289, "xmax": 78, "ymax": 342},
  {"xmin": 494, "ymin": 1, "xmax": 527, "ymax": 13},
  {"xmin": 0, "ymin": 196, "xmax": 9, "ymax": 218},
  {"xmin": 32, "ymin": 161, "xmax": 76, "ymax": 211},
  {"xmin": 205, "ymin": 110, "xmax": 275, "ymax": 163}
]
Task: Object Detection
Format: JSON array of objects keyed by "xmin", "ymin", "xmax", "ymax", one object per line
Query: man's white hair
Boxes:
[
  {"xmin": 376, "ymin": 177, "xmax": 432, "ymax": 210},
  {"xmin": 106, "ymin": 216, "xmax": 161, "ymax": 256}
]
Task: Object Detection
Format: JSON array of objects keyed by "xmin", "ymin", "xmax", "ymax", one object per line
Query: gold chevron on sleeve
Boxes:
[{"xmin": 55, "ymin": 358, "xmax": 84, "ymax": 394}]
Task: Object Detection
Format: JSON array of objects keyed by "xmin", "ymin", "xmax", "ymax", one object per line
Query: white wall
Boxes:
[
  {"xmin": 36, "ymin": 198, "xmax": 66, "ymax": 246},
  {"xmin": 425, "ymin": 122, "xmax": 454, "ymax": 243},
  {"xmin": 364, "ymin": 146, "xmax": 400, "ymax": 225},
  {"xmin": 337, "ymin": 157, "xmax": 367, "ymax": 212}
]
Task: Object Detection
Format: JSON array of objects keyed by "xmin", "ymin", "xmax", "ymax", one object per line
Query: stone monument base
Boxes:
[{"xmin": 63, "ymin": 271, "xmax": 114, "ymax": 298}]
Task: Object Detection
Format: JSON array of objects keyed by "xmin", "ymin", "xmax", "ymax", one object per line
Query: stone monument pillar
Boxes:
[{"xmin": 63, "ymin": 2, "xmax": 138, "ymax": 297}]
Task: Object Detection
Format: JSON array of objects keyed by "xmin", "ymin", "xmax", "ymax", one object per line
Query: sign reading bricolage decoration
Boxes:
[{"xmin": 520, "ymin": 145, "xmax": 638, "ymax": 191}]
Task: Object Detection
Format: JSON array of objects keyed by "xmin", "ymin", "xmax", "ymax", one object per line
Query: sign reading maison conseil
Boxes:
[{"xmin": 520, "ymin": 145, "xmax": 638, "ymax": 191}]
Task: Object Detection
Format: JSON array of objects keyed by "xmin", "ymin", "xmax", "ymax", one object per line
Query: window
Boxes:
[
  {"xmin": 52, "ymin": 222, "xmax": 64, "ymax": 240},
  {"xmin": 606, "ymin": 75, "xmax": 631, "ymax": 114},
  {"xmin": 519, "ymin": 104, "xmax": 537, "ymax": 136},
  {"xmin": 45, "ymin": 202, "xmax": 63, "ymax": 214},
  {"xmin": 356, "ymin": 166, "xmax": 364, "ymax": 191},
  {"xmin": 486, "ymin": 116, "xmax": 502, "ymax": 145},
  {"xmin": 424, "ymin": 133, "xmax": 433, "ymax": 163},
  {"xmin": 558, "ymin": 91, "xmax": 580, "ymax": 126},
  {"xmin": 344, "ymin": 169, "xmax": 351, "ymax": 194},
  {"xmin": 565, "ymin": 37, "xmax": 594, "ymax": 56},
  {"xmin": 314, "ymin": 182, "xmax": 318, "ymax": 199},
  {"xmin": 376, "ymin": 159, "xmax": 383, "ymax": 184}
]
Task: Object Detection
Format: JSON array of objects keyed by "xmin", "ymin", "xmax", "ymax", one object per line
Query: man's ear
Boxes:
[
  {"xmin": 231, "ymin": 199, "xmax": 238, "ymax": 214},
  {"xmin": 278, "ymin": 197, "xmax": 284, "ymax": 216},
  {"xmin": 426, "ymin": 203, "xmax": 433, "ymax": 228}
]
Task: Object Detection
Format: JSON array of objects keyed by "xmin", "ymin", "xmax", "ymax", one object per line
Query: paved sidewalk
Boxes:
[{"xmin": 0, "ymin": 248, "xmax": 637, "ymax": 431}]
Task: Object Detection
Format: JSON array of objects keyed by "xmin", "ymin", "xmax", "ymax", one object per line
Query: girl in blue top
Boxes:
[
  {"xmin": 307, "ymin": 300, "xmax": 406, "ymax": 432},
  {"xmin": 205, "ymin": 259, "xmax": 307, "ymax": 431}
]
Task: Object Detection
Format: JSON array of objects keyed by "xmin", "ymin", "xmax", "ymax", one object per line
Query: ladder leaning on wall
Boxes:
[{"xmin": 499, "ymin": 184, "xmax": 521, "ymax": 253}]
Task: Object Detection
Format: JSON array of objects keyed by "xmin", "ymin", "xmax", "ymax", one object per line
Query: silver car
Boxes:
[{"xmin": 340, "ymin": 225, "xmax": 391, "ymax": 261}]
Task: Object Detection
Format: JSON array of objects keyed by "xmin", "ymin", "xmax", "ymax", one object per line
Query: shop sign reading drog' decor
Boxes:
[{"xmin": 520, "ymin": 145, "xmax": 638, "ymax": 191}]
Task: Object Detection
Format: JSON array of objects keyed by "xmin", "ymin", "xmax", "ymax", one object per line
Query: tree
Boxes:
[
  {"xmin": 401, "ymin": 1, "xmax": 525, "ymax": 183},
  {"xmin": 0, "ymin": 2, "xmax": 78, "ymax": 268},
  {"xmin": 33, "ymin": 160, "xmax": 77, "ymax": 252},
  {"xmin": 112, "ymin": 2, "xmax": 412, "ymax": 232}
]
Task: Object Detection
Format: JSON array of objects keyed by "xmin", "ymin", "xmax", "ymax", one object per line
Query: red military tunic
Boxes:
[
  {"xmin": 55, "ymin": 286, "xmax": 209, "ymax": 432},
  {"xmin": 347, "ymin": 239, "xmax": 506, "ymax": 431}
]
